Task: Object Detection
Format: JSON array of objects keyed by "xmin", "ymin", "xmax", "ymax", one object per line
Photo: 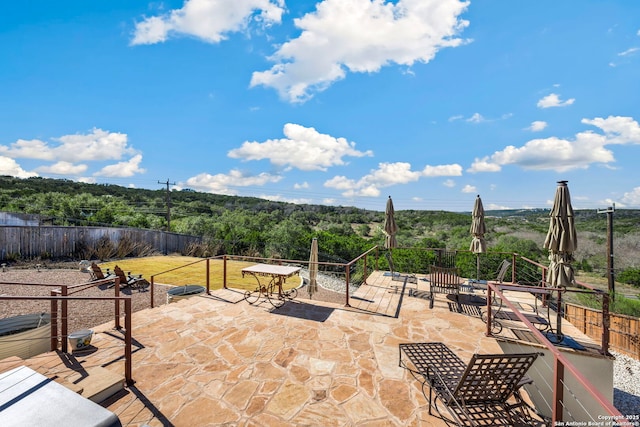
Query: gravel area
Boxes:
[
  {"xmin": 611, "ymin": 350, "xmax": 640, "ymax": 416},
  {"xmin": 296, "ymin": 269, "xmax": 359, "ymax": 304},
  {"xmin": 0, "ymin": 267, "xmax": 169, "ymax": 335}
]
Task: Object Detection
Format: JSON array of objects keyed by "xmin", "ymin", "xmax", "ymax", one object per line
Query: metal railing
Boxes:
[
  {"xmin": 485, "ymin": 283, "xmax": 623, "ymax": 423},
  {"xmin": 0, "ymin": 278, "xmax": 134, "ymax": 385},
  {"xmin": 149, "ymin": 250, "xmax": 380, "ymax": 308}
]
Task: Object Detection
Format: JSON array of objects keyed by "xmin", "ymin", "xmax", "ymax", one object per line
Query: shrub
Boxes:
[
  {"xmin": 576, "ymin": 291, "xmax": 640, "ymax": 317},
  {"xmin": 617, "ymin": 268, "xmax": 640, "ymax": 288}
]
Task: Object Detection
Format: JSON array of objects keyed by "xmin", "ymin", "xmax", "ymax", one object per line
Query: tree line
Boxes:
[{"xmin": 1, "ymin": 175, "xmax": 639, "ymax": 284}]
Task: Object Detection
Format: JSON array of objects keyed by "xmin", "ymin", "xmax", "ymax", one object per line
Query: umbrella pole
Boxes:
[
  {"xmin": 476, "ymin": 254, "xmax": 480, "ymax": 280},
  {"xmin": 556, "ymin": 289, "xmax": 563, "ymax": 339}
]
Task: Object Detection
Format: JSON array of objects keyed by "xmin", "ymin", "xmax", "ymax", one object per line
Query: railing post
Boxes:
[
  {"xmin": 344, "ymin": 264, "xmax": 351, "ymax": 307},
  {"xmin": 553, "ymin": 357, "xmax": 565, "ymax": 423},
  {"xmin": 362, "ymin": 254, "xmax": 368, "ymax": 285},
  {"xmin": 150, "ymin": 276, "xmax": 155, "ymax": 309},
  {"xmin": 115, "ymin": 277, "xmax": 121, "ymax": 330},
  {"xmin": 223, "ymin": 255, "xmax": 228, "ymax": 289},
  {"xmin": 124, "ymin": 297, "xmax": 133, "ymax": 385},
  {"xmin": 206, "ymin": 258, "xmax": 211, "ymax": 294},
  {"xmin": 61, "ymin": 285, "xmax": 68, "ymax": 353},
  {"xmin": 50, "ymin": 291, "xmax": 58, "ymax": 351},
  {"xmin": 601, "ymin": 293, "xmax": 610, "ymax": 355},
  {"xmin": 485, "ymin": 285, "xmax": 493, "ymax": 336},
  {"xmin": 511, "ymin": 253, "xmax": 517, "ymax": 283}
]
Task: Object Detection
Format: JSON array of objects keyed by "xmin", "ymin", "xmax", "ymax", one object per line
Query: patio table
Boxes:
[{"xmin": 242, "ymin": 263, "xmax": 301, "ymax": 308}]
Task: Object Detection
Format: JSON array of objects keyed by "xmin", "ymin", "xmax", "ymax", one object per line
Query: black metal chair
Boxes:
[
  {"xmin": 428, "ymin": 265, "xmax": 464, "ymax": 309},
  {"xmin": 399, "ymin": 342, "xmax": 547, "ymax": 426}
]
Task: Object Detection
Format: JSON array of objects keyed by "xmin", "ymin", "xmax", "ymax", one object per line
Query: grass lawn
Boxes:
[{"xmin": 99, "ymin": 255, "xmax": 302, "ymax": 292}]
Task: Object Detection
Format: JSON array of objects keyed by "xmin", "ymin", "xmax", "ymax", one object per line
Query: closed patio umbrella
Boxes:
[
  {"xmin": 469, "ymin": 195, "xmax": 487, "ymax": 280},
  {"xmin": 308, "ymin": 238, "xmax": 318, "ymax": 299},
  {"xmin": 543, "ymin": 180, "xmax": 577, "ymax": 341},
  {"xmin": 544, "ymin": 181, "xmax": 577, "ymax": 288},
  {"xmin": 383, "ymin": 196, "xmax": 399, "ymax": 250}
]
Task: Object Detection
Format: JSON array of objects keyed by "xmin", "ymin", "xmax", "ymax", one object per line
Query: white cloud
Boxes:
[
  {"xmin": 461, "ymin": 184, "xmax": 476, "ymax": 193},
  {"xmin": 469, "ymin": 116, "xmax": 640, "ymax": 173},
  {"xmin": 95, "ymin": 154, "xmax": 146, "ymax": 178},
  {"xmin": 259, "ymin": 194, "xmax": 312, "ymax": 204},
  {"xmin": 36, "ymin": 161, "xmax": 88, "ymax": 175},
  {"xmin": 466, "ymin": 113, "xmax": 485, "ymax": 123},
  {"xmin": 0, "ymin": 128, "xmax": 145, "ymax": 180},
  {"xmin": 54, "ymin": 129, "xmax": 134, "ymax": 162},
  {"xmin": 324, "ymin": 162, "xmax": 421, "ymax": 197},
  {"xmin": 0, "ymin": 156, "xmax": 38, "ymax": 178},
  {"xmin": 618, "ymin": 47, "xmax": 639, "ymax": 56},
  {"xmin": 581, "ymin": 116, "xmax": 640, "ymax": 144},
  {"xmin": 527, "ymin": 121, "xmax": 548, "ymax": 132},
  {"xmin": 621, "ymin": 187, "xmax": 640, "ymax": 207},
  {"xmin": 537, "ymin": 93, "xmax": 575, "ymax": 108},
  {"xmin": 0, "ymin": 128, "xmax": 136, "ymax": 163},
  {"xmin": 422, "ymin": 164, "xmax": 463, "ymax": 177},
  {"xmin": 467, "ymin": 157, "xmax": 501, "ymax": 173},
  {"xmin": 131, "ymin": 0, "xmax": 285, "ymax": 45},
  {"xmin": 184, "ymin": 169, "xmax": 283, "ymax": 194},
  {"xmin": 228, "ymin": 123, "xmax": 373, "ymax": 171},
  {"xmin": 324, "ymin": 161, "xmax": 462, "ymax": 198},
  {"xmin": 0, "ymin": 139, "xmax": 53, "ymax": 160},
  {"xmin": 443, "ymin": 179, "xmax": 455, "ymax": 188},
  {"xmin": 486, "ymin": 203, "xmax": 511, "ymax": 210},
  {"xmin": 450, "ymin": 112, "xmax": 511, "ymax": 124},
  {"xmin": 251, "ymin": 0, "xmax": 470, "ymax": 103},
  {"xmin": 294, "ymin": 182, "xmax": 309, "ymax": 189}
]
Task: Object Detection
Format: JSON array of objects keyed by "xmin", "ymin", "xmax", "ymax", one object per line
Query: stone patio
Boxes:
[{"xmin": 1, "ymin": 271, "xmax": 570, "ymax": 426}]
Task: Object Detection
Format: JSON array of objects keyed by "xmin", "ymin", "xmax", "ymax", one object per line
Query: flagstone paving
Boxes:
[{"xmin": 3, "ymin": 271, "xmax": 584, "ymax": 426}]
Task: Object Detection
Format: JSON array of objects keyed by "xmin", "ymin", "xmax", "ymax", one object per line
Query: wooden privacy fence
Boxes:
[
  {"xmin": 564, "ymin": 303, "xmax": 639, "ymax": 359},
  {"xmin": 0, "ymin": 225, "xmax": 202, "ymax": 261}
]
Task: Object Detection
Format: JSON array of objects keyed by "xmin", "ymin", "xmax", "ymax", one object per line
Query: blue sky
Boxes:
[{"xmin": 1, "ymin": 0, "xmax": 639, "ymax": 212}]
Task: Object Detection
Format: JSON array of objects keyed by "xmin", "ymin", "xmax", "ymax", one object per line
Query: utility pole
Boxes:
[
  {"xmin": 158, "ymin": 179, "xmax": 176, "ymax": 232},
  {"xmin": 597, "ymin": 204, "xmax": 615, "ymax": 301}
]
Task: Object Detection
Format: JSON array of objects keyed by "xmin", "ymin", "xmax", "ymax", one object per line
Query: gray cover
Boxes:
[{"xmin": 0, "ymin": 366, "xmax": 121, "ymax": 427}]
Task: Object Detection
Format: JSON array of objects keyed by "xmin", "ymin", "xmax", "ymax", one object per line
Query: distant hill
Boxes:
[{"xmin": 1, "ymin": 175, "xmax": 639, "ymax": 273}]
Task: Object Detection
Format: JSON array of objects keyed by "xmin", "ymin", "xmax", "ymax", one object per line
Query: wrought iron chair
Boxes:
[
  {"xmin": 428, "ymin": 265, "xmax": 464, "ymax": 309},
  {"xmin": 399, "ymin": 342, "xmax": 547, "ymax": 426},
  {"xmin": 469, "ymin": 259, "xmax": 511, "ymax": 292}
]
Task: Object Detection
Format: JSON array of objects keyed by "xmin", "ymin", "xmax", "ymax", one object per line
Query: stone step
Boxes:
[
  {"xmin": 64, "ymin": 365, "xmax": 125, "ymax": 403},
  {"xmin": 1, "ymin": 352, "xmax": 124, "ymax": 403}
]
